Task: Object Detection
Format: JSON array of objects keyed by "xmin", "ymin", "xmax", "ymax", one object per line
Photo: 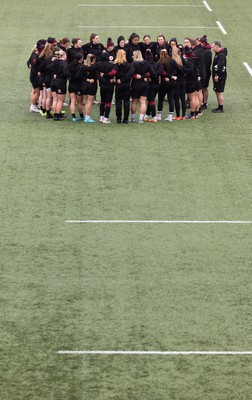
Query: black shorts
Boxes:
[
  {"xmin": 45, "ymin": 75, "xmax": 53, "ymax": 89},
  {"xmin": 30, "ymin": 74, "xmax": 39, "ymax": 89},
  {"xmin": 213, "ymin": 78, "xmax": 226, "ymax": 93},
  {"xmin": 51, "ymin": 78, "xmax": 67, "ymax": 95},
  {"xmin": 82, "ymin": 82, "xmax": 97, "ymax": 96},
  {"xmin": 131, "ymin": 81, "xmax": 149, "ymax": 98},
  {"xmin": 38, "ymin": 75, "xmax": 45, "ymax": 91},
  {"xmin": 186, "ymin": 78, "xmax": 199, "ymax": 94},
  {"xmin": 201, "ymin": 74, "xmax": 211, "ymax": 89},
  {"xmin": 68, "ymin": 81, "xmax": 82, "ymax": 95}
]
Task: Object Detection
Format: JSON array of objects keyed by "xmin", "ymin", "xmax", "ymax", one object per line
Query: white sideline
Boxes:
[
  {"xmin": 216, "ymin": 21, "xmax": 227, "ymax": 35},
  {"xmin": 243, "ymin": 62, "xmax": 252, "ymax": 77},
  {"xmin": 78, "ymin": 25, "xmax": 219, "ymax": 29},
  {"xmin": 65, "ymin": 220, "xmax": 252, "ymax": 224},
  {"xmin": 203, "ymin": 1, "xmax": 212, "ymax": 11},
  {"xmin": 58, "ymin": 350, "xmax": 252, "ymax": 355},
  {"xmin": 78, "ymin": 4, "xmax": 205, "ymax": 6}
]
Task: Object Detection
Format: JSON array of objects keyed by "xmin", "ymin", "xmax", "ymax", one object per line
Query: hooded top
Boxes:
[{"xmin": 212, "ymin": 48, "xmax": 227, "ymax": 79}]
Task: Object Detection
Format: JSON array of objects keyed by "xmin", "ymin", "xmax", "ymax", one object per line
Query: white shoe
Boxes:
[
  {"xmin": 63, "ymin": 101, "xmax": 68, "ymax": 107},
  {"xmin": 157, "ymin": 113, "xmax": 162, "ymax": 121},
  {"xmin": 102, "ymin": 118, "xmax": 111, "ymax": 124},
  {"xmin": 100, "ymin": 116, "xmax": 104, "ymax": 123},
  {"xmin": 93, "ymin": 99, "xmax": 100, "ymax": 105},
  {"xmin": 150, "ymin": 116, "xmax": 158, "ymax": 123},
  {"xmin": 165, "ymin": 114, "xmax": 173, "ymax": 122},
  {"xmin": 30, "ymin": 105, "xmax": 40, "ymax": 113}
]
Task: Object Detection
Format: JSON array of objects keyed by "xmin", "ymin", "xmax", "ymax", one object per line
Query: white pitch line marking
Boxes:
[
  {"xmin": 243, "ymin": 62, "xmax": 252, "ymax": 77},
  {"xmin": 203, "ymin": 0, "xmax": 212, "ymax": 11},
  {"xmin": 65, "ymin": 220, "xmax": 252, "ymax": 224},
  {"xmin": 58, "ymin": 350, "xmax": 252, "ymax": 355},
  {"xmin": 216, "ymin": 21, "xmax": 227, "ymax": 35},
  {"xmin": 77, "ymin": 26, "xmax": 219, "ymax": 29},
  {"xmin": 78, "ymin": 4, "xmax": 205, "ymax": 6}
]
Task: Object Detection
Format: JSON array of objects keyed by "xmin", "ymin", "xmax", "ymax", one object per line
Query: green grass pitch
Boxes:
[{"xmin": 1, "ymin": 0, "xmax": 252, "ymax": 399}]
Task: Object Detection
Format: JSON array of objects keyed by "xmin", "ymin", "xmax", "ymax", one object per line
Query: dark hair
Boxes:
[
  {"xmin": 90, "ymin": 33, "xmax": 98, "ymax": 42},
  {"xmin": 129, "ymin": 33, "xmax": 140, "ymax": 43},
  {"xmin": 117, "ymin": 35, "xmax": 125, "ymax": 45},
  {"xmin": 145, "ymin": 48, "xmax": 154, "ymax": 62},
  {"xmin": 60, "ymin": 37, "xmax": 70, "ymax": 45},
  {"xmin": 72, "ymin": 38, "xmax": 81, "ymax": 46},
  {"xmin": 169, "ymin": 37, "xmax": 178, "ymax": 45}
]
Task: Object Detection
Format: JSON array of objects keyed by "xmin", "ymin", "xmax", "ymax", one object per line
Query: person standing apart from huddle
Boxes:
[{"xmin": 211, "ymin": 41, "xmax": 227, "ymax": 113}]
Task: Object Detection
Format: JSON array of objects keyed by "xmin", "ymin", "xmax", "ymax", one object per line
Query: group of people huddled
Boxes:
[{"xmin": 27, "ymin": 33, "xmax": 227, "ymax": 123}]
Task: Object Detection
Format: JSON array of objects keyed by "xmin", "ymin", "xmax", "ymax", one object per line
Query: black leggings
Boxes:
[
  {"xmin": 158, "ymin": 83, "xmax": 176, "ymax": 113},
  {"xmin": 174, "ymin": 79, "xmax": 186, "ymax": 117},
  {"xmin": 115, "ymin": 85, "xmax": 131, "ymax": 121},
  {"xmin": 146, "ymin": 84, "xmax": 159, "ymax": 117},
  {"xmin": 100, "ymin": 87, "xmax": 114, "ymax": 118}
]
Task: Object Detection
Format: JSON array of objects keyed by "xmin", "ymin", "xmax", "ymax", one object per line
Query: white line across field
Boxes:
[
  {"xmin": 216, "ymin": 21, "xmax": 227, "ymax": 35},
  {"xmin": 78, "ymin": 4, "xmax": 205, "ymax": 6},
  {"xmin": 58, "ymin": 350, "xmax": 252, "ymax": 355},
  {"xmin": 77, "ymin": 26, "xmax": 219, "ymax": 29},
  {"xmin": 65, "ymin": 220, "xmax": 252, "ymax": 224},
  {"xmin": 203, "ymin": 0, "xmax": 212, "ymax": 11},
  {"xmin": 243, "ymin": 62, "xmax": 252, "ymax": 77}
]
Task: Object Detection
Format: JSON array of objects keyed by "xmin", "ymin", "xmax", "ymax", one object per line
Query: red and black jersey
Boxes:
[
  {"xmin": 95, "ymin": 60, "xmax": 116, "ymax": 89},
  {"xmin": 129, "ymin": 60, "xmax": 157, "ymax": 82}
]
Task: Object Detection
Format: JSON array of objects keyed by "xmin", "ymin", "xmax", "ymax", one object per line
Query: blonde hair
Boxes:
[
  {"xmin": 54, "ymin": 49, "xmax": 66, "ymax": 59},
  {"xmin": 172, "ymin": 46, "xmax": 183, "ymax": 68},
  {"xmin": 39, "ymin": 43, "xmax": 54, "ymax": 58},
  {"xmin": 133, "ymin": 50, "xmax": 143, "ymax": 62},
  {"xmin": 114, "ymin": 49, "xmax": 126, "ymax": 64},
  {"xmin": 86, "ymin": 53, "xmax": 96, "ymax": 66}
]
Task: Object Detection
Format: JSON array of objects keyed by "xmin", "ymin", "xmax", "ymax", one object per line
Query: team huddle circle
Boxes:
[{"xmin": 28, "ymin": 33, "xmax": 227, "ymax": 123}]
